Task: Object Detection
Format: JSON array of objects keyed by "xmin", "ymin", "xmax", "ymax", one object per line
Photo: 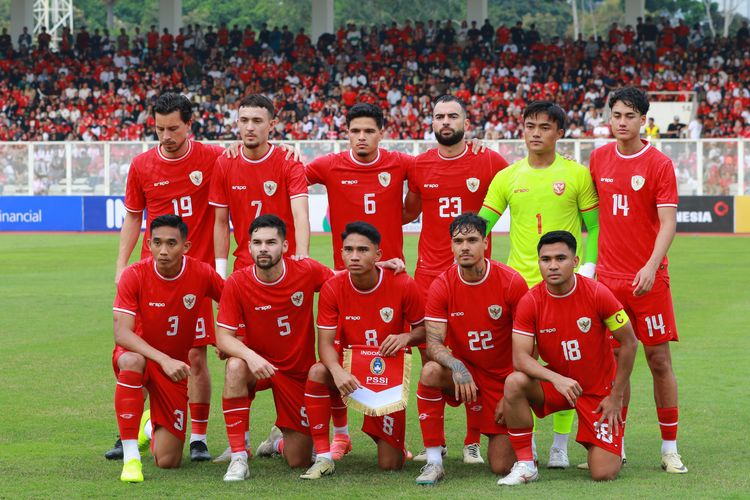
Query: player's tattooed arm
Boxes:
[{"xmin": 426, "ymin": 320, "xmax": 477, "ymax": 402}]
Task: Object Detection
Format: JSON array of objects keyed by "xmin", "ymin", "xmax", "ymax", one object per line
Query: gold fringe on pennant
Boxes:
[{"xmin": 342, "ymin": 349, "xmax": 412, "ymax": 417}]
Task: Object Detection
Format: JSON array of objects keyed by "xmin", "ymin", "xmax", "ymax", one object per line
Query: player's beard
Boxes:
[
  {"xmin": 254, "ymin": 252, "xmax": 282, "ymax": 270},
  {"xmin": 435, "ymin": 127, "xmax": 465, "ymax": 146},
  {"xmin": 243, "ymin": 138, "xmax": 262, "ymax": 150}
]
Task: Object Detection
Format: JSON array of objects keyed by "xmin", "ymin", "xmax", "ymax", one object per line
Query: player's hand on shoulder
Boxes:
[
  {"xmin": 223, "ymin": 141, "xmax": 241, "ymax": 158},
  {"xmin": 469, "ymin": 138, "xmax": 487, "ymax": 154},
  {"xmin": 377, "ymin": 258, "xmax": 405, "ymax": 274},
  {"xmin": 332, "ymin": 369, "xmax": 361, "ymax": 397},
  {"xmin": 245, "ymin": 351, "xmax": 277, "ymax": 379},
  {"xmin": 552, "ymin": 375, "xmax": 582, "ymax": 407},
  {"xmin": 632, "ymin": 264, "xmax": 657, "ymax": 296},
  {"xmin": 290, "ymin": 253, "xmax": 308, "ymax": 261},
  {"xmin": 494, "ymin": 398, "xmax": 505, "ymax": 424},
  {"xmin": 379, "ymin": 333, "xmax": 409, "ymax": 357},
  {"xmin": 114, "ymin": 265, "xmax": 125, "ymax": 285},
  {"xmin": 160, "ymin": 358, "xmax": 191, "ymax": 382},
  {"xmin": 595, "ymin": 394, "xmax": 624, "ymax": 437},
  {"xmin": 278, "ymin": 142, "xmax": 300, "ymax": 161}
]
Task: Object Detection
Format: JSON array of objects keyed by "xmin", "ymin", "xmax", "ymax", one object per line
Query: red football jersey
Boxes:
[
  {"xmin": 425, "ymin": 259, "xmax": 528, "ymax": 378},
  {"xmin": 408, "ymin": 146, "xmax": 508, "ymax": 276},
  {"xmin": 209, "ymin": 145, "xmax": 308, "ymax": 269},
  {"xmin": 306, "ymin": 148, "xmax": 414, "ymax": 270},
  {"xmin": 113, "ymin": 256, "xmax": 224, "ymax": 363},
  {"xmin": 124, "ymin": 140, "xmax": 224, "ymax": 264},
  {"xmin": 316, "ymin": 268, "xmax": 425, "ymax": 347},
  {"xmin": 590, "ymin": 141, "xmax": 678, "ymax": 280},
  {"xmin": 513, "ymin": 275, "xmax": 624, "ymax": 396},
  {"xmin": 216, "ymin": 257, "xmax": 334, "ymax": 377}
]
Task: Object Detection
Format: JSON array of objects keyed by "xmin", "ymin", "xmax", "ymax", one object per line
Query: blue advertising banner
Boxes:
[
  {"xmin": 0, "ymin": 196, "xmax": 83, "ymax": 231},
  {"xmin": 82, "ymin": 196, "xmax": 146, "ymax": 231}
]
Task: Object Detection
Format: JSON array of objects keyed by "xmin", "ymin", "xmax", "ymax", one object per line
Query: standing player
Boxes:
[
  {"xmin": 210, "ymin": 94, "xmax": 310, "ymax": 275},
  {"xmin": 113, "ymin": 92, "xmax": 224, "ymax": 461},
  {"xmin": 590, "ymin": 87, "xmax": 686, "ymax": 473},
  {"xmin": 112, "ymin": 215, "xmax": 224, "ymax": 482},
  {"xmin": 301, "ymin": 222, "xmax": 425, "ymax": 479},
  {"xmin": 478, "ymin": 101, "xmax": 600, "ymax": 468},
  {"xmin": 498, "ymin": 231, "xmax": 637, "ymax": 485},
  {"xmin": 214, "ymin": 215, "xmax": 334, "ymax": 482},
  {"xmin": 404, "ymin": 95, "xmax": 509, "ymax": 463},
  {"xmin": 415, "ymin": 213, "xmax": 528, "ymax": 485}
]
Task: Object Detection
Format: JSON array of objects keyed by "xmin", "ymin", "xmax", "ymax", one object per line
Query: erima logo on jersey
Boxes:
[
  {"xmin": 600, "ymin": 178, "xmax": 614, "ymax": 183},
  {"xmin": 423, "ymin": 183, "xmax": 439, "ymax": 188},
  {"xmin": 345, "ymin": 315, "xmax": 361, "ymax": 321},
  {"xmin": 153, "ymin": 181, "xmax": 170, "ymax": 187},
  {"xmin": 232, "ymin": 185, "xmax": 247, "ymax": 190},
  {"xmin": 341, "ymin": 180, "xmax": 358, "ymax": 185},
  {"xmin": 539, "ymin": 328, "xmax": 556, "ymax": 334},
  {"xmin": 450, "ymin": 311, "xmax": 464, "ymax": 317},
  {"xmin": 255, "ymin": 305, "xmax": 271, "ymax": 311},
  {"xmin": 148, "ymin": 302, "xmax": 166, "ymax": 307}
]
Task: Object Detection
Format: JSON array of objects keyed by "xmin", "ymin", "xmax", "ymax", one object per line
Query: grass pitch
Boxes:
[{"xmin": 0, "ymin": 233, "xmax": 748, "ymax": 498}]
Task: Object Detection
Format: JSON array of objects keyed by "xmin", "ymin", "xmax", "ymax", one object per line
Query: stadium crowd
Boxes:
[{"xmin": 0, "ymin": 17, "xmax": 749, "ymax": 142}]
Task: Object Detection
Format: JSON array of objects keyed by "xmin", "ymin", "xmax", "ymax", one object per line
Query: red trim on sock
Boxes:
[
  {"xmin": 508, "ymin": 426, "xmax": 534, "ymax": 462},
  {"xmin": 657, "ymin": 406, "xmax": 678, "ymax": 441}
]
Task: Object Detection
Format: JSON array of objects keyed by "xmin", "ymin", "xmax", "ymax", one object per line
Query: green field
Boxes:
[{"xmin": 0, "ymin": 233, "xmax": 748, "ymax": 498}]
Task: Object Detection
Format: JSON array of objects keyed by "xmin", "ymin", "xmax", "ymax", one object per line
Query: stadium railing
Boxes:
[{"xmin": 0, "ymin": 139, "xmax": 747, "ymax": 197}]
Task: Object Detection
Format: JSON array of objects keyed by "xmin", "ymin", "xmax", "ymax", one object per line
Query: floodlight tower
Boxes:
[{"xmin": 33, "ymin": 0, "xmax": 74, "ymax": 50}]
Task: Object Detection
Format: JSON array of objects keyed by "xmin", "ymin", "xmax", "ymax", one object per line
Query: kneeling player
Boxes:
[
  {"xmin": 415, "ymin": 213, "xmax": 529, "ymax": 485},
  {"xmin": 112, "ymin": 215, "xmax": 224, "ymax": 482},
  {"xmin": 499, "ymin": 230, "xmax": 637, "ymax": 485},
  {"xmin": 215, "ymin": 215, "xmax": 334, "ymax": 481},
  {"xmin": 301, "ymin": 222, "xmax": 426, "ymax": 479}
]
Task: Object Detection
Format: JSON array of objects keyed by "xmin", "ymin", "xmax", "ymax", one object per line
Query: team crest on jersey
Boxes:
[
  {"xmin": 577, "ymin": 316, "xmax": 592, "ymax": 333},
  {"xmin": 631, "ymin": 175, "xmax": 645, "ymax": 191},
  {"xmin": 263, "ymin": 181, "xmax": 277, "ymax": 196},
  {"xmin": 380, "ymin": 307, "xmax": 394, "ymax": 323},
  {"xmin": 291, "ymin": 291, "xmax": 304, "ymax": 307},
  {"xmin": 189, "ymin": 170, "xmax": 203, "ymax": 186},
  {"xmin": 183, "ymin": 294, "xmax": 197, "ymax": 310},
  {"xmin": 378, "ymin": 172, "xmax": 391, "ymax": 187},
  {"xmin": 488, "ymin": 305, "xmax": 503, "ymax": 320},
  {"xmin": 466, "ymin": 177, "xmax": 480, "ymax": 193},
  {"xmin": 553, "ymin": 182, "xmax": 566, "ymax": 196}
]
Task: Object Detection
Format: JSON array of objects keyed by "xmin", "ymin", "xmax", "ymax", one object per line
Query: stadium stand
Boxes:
[{"xmin": 0, "ymin": 17, "xmax": 748, "ymax": 143}]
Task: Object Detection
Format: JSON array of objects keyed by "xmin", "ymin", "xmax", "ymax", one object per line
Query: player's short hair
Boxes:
[
  {"xmin": 239, "ymin": 94, "xmax": 275, "ymax": 118},
  {"xmin": 537, "ymin": 230, "xmax": 577, "ymax": 255},
  {"xmin": 150, "ymin": 214, "xmax": 188, "ymax": 240},
  {"xmin": 153, "ymin": 92, "xmax": 193, "ymax": 122},
  {"xmin": 433, "ymin": 94, "xmax": 467, "ymax": 117},
  {"xmin": 341, "ymin": 221, "xmax": 381, "ymax": 246},
  {"xmin": 249, "ymin": 214, "xmax": 286, "ymax": 239},
  {"xmin": 449, "ymin": 212, "xmax": 486, "ymax": 238},
  {"xmin": 608, "ymin": 87, "xmax": 649, "ymax": 115},
  {"xmin": 346, "ymin": 103, "xmax": 384, "ymax": 129},
  {"xmin": 522, "ymin": 101, "xmax": 567, "ymax": 132}
]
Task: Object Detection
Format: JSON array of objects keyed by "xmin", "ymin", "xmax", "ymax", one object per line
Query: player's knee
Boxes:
[
  {"xmin": 419, "ymin": 361, "xmax": 443, "ymax": 385},
  {"xmin": 155, "ymin": 452, "xmax": 182, "ymax": 469},
  {"xmin": 489, "ymin": 457, "xmax": 513, "ymax": 476},
  {"xmin": 590, "ymin": 467, "xmax": 619, "ymax": 482},
  {"xmin": 504, "ymin": 371, "xmax": 530, "ymax": 399},
  {"xmin": 645, "ymin": 349, "xmax": 673, "ymax": 376},
  {"xmin": 118, "ymin": 352, "xmax": 146, "ymax": 372},
  {"xmin": 224, "ymin": 357, "xmax": 249, "ymax": 389},
  {"xmin": 377, "ymin": 456, "xmax": 404, "ymax": 471},
  {"xmin": 285, "ymin": 453, "xmax": 311, "ymax": 469},
  {"xmin": 307, "ymin": 362, "xmax": 328, "ymax": 382},
  {"xmin": 188, "ymin": 347, "xmax": 207, "ymax": 372}
]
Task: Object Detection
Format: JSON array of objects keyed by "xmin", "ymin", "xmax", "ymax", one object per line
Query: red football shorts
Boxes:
[
  {"xmin": 249, "ymin": 371, "xmax": 309, "ymax": 434},
  {"xmin": 112, "ymin": 347, "xmax": 188, "ymax": 442},
  {"xmin": 599, "ymin": 274, "xmax": 678, "ymax": 346},
  {"xmin": 362, "ymin": 410, "xmax": 407, "ymax": 454},
  {"xmin": 442, "ymin": 362, "xmax": 507, "ymax": 436},
  {"xmin": 533, "ymin": 381, "xmax": 623, "ymax": 458},
  {"xmin": 191, "ymin": 298, "xmax": 216, "ymax": 348}
]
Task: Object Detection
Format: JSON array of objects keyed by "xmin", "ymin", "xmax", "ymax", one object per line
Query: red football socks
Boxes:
[
  {"xmin": 114, "ymin": 370, "xmax": 144, "ymax": 441},
  {"xmin": 657, "ymin": 406, "xmax": 679, "ymax": 441},
  {"xmin": 417, "ymin": 382, "xmax": 446, "ymax": 448},
  {"xmin": 190, "ymin": 402, "xmax": 210, "ymax": 436},
  {"xmin": 464, "ymin": 402, "xmax": 482, "ymax": 445},
  {"xmin": 508, "ymin": 426, "xmax": 535, "ymax": 462},
  {"xmin": 223, "ymin": 397, "xmax": 250, "ymax": 453},
  {"xmin": 305, "ymin": 380, "xmax": 332, "ymax": 454}
]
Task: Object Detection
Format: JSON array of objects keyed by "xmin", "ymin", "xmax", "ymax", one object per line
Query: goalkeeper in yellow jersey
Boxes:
[{"xmin": 478, "ymin": 101, "xmax": 600, "ymax": 470}]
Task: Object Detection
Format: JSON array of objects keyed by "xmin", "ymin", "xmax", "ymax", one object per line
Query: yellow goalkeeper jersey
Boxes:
[{"xmin": 482, "ymin": 153, "xmax": 599, "ymax": 286}]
